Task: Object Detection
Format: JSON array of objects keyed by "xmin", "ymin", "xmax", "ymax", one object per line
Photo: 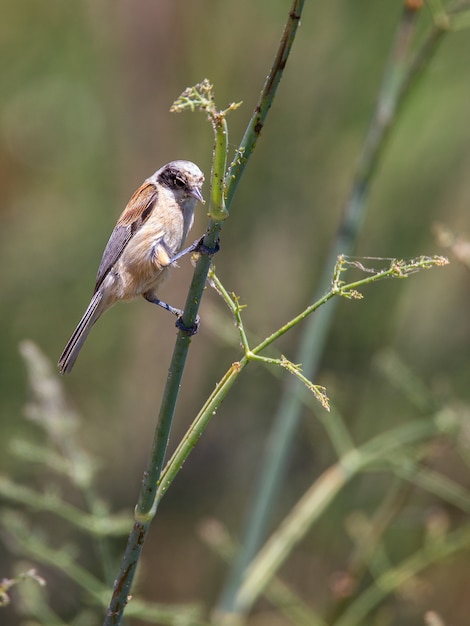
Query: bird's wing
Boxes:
[{"xmin": 94, "ymin": 182, "xmax": 158, "ymax": 293}]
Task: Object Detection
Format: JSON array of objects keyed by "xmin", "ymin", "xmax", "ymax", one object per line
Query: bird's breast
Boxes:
[{"xmin": 112, "ymin": 205, "xmax": 185, "ymax": 300}]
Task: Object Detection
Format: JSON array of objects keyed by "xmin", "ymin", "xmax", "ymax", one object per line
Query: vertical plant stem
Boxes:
[
  {"xmin": 104, "ymin": 337, "xmax": 193, "ymax": 625},
  {"xmin": 224, "ymin": 0, "xmax": 305, "ymax": 204},
  {"xmin": 333, "ymin": 525, "xmax": 470, "ymax": 626},
  {"xmin": 218, "ymin": 2, "xmax": 437, "ymax": 619},
  {"xmin": 103, "ymin": 1, "xmax": 306, "ymax": 619},
  {"xmin": 231, "ymin": 418, "xmax": 444, "ymax": 615},
  {"xmin": 103, "ymin": 104, "xmax": 229, "ymax": 626},
  {"xmin": 326, "ymin": 477, "xmax": 412, "ymax": 623}
]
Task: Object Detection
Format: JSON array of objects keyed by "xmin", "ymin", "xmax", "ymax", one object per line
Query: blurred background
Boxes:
[{"xmin": 1, "ymin": 1, "xmax": 470, "ymax": 625}]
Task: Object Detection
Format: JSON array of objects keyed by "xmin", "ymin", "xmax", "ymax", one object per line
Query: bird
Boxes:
[{"xmin": 58, "ymin": 160, "xmax": 205, "ymax": 374}]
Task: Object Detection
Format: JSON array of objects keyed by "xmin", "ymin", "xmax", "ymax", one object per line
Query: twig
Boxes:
[{"xmin": 103, "ymin": 2, "xmax": 305, "ymax": 623}]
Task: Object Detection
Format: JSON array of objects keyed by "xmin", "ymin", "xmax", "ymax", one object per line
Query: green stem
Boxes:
[
  {"xmin": 103, "ymin": 94, "xmax": 229, "ymax": 626},
  {"xmin": 156, "ymin": 256, "xmax": 445, "ymax": 514},
  {"xmin": 334, "ymin": 525, "xmax": 470, "ymax": 626},
  {"xmin": 202, "ymin": 521, "xmax": 327, "ymax": 626},
  {"xmin": 156, "ymin": 362, "xmax": 245, "ymax": 504},
  {"xmin": 224, "ymin": 0, "xmax": 305, "ymax": 206},
  {"xmin": 210, "ymin": 112, "xmax": 229, "ymax": 221},
  {"xmin": 217, "ymin": 3, "xmax": 445, "ymax": 618},
  {"xmin": 0, "ymin": 476, "xmax": 130, "ymax": 536},
  {"xmin": 326, "ymin": 477, "xmax": 412, "ymax": 624},
  {"xmin": 2, "ymin": 511, "xmax": 108, "ymax": 605},
  {"xmin": 105, "ymin": 0, "xmax": 307, "ymax": 618},
  {"xmin": 231, "ymin": 418, "xmax": 444, "ymax": 615}
]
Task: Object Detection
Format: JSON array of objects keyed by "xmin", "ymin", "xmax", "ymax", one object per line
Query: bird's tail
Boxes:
[{"xmin": 58, "ymin": 291, "xmax": 105, "ymax": 374}]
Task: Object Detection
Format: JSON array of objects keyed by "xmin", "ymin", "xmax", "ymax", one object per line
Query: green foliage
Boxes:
[{"xmin": 2, "ymin": 1, "xmax": 470, "ymax": 626}]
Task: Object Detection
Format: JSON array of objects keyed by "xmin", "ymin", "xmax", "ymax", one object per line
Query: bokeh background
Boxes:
[{"xmin": 1, "ymin": 1, "xmax": 470, "ymax": 625}]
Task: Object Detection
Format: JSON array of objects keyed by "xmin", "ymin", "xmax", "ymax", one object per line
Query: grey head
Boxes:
[{"xmin": 151, "ymin": 160, "xmax": 205, "ymax": 205}]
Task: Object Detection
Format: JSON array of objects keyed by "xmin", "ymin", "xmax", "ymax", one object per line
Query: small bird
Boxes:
[{"xmin": 58, "ymin": 160, "xmax": 205, "ymax": 374}]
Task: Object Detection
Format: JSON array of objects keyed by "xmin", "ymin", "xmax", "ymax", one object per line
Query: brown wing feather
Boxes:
[
  {"xmin": 117, "ymin": 182, "xmax": 158, "ymax": 226},
  {"xmin": 94, "ymin": 182, "xmax": 158, "ymax": 292}
]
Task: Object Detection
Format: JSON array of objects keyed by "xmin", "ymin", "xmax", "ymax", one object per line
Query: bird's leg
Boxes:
[
  {"xmin": 168, "ymin": 235, "xmax": 220, "ymax": 265},
  {"xmin": 143, "ymin": 292, "xmax": 199, "ymax": 336},
  {"xmin": 143, "ymin": 292, "xmax": 182, "ymax": 317},
  {"xmin": 149, "ymin": 235, "xmax": 219, "ymax": 335}
]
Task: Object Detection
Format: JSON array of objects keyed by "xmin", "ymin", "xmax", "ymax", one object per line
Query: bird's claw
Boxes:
[
  {"xmin": 175, "ymin": 314, "xmax": 200, "ymax": 336},
  {"xmin": 195, "ymin": 236, "xmax": 220, "ymax": 257}
]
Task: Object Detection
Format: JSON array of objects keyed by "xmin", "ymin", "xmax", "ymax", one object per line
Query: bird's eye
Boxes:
[{"xmin": 174, "ymin": 176, "xmax": 186, "ymax": 189}]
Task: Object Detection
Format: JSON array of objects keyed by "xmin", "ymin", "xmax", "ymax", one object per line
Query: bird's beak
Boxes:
[{"xmin": 190, "ymin": 187, "xmax": 205, "ymax": 204}]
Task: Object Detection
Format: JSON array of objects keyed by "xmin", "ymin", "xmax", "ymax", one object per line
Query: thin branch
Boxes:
[
  {"xmin": 224, "ymin": 0, "xmax": 305, "ymax": 206},
  {"xmin": 216, "ymin": 2, "xmax": 453, "ymax": 617},
  {"xmin": 155, "ymin": 256, "xmax": 447, "ymax": 510},
  {"xmin": 103, "ymin": 2, "xmax": 306, "ymax": 623},
  {"xmin": 334, "ymin": 524, "xmax": 470, "ymax": 626},
  {"xmin": 232, "ymin": 416, "xmax": 458, "ymax": 615}
]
